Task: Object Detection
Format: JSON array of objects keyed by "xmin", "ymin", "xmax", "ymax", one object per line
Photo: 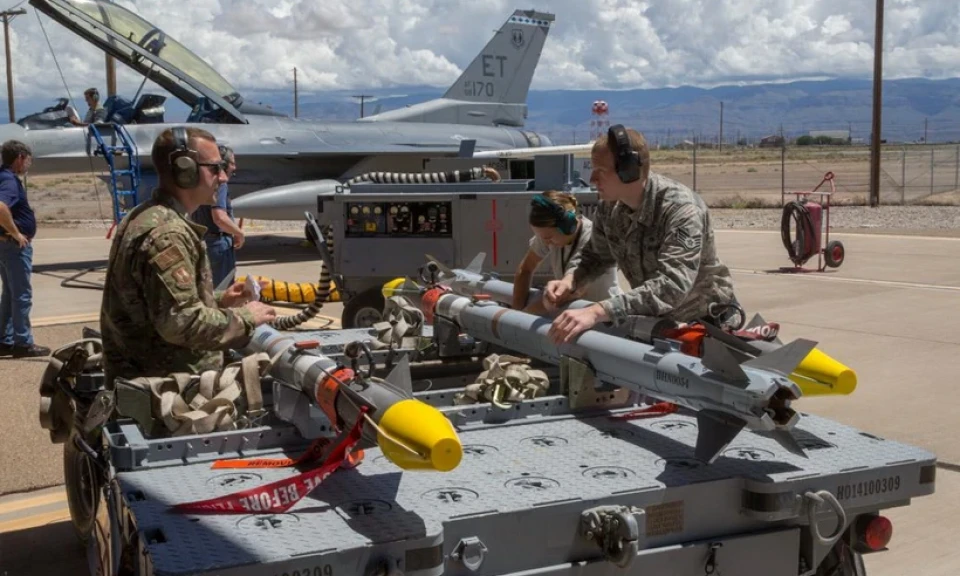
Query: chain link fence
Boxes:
[{"xmin": 645, "ymin": 144, "xmax": 960, "ymax": 207}]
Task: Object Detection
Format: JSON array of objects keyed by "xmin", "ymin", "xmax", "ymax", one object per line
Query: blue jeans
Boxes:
[
  {"xmin": 0, "ymin": 241, "xmax": 34, "ymax": 346},
  {"xmin": 205, "ymin": 235, "xmax": 236, "ymax": 289}
]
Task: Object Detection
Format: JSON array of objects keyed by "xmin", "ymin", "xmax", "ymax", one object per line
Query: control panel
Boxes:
[{"xmin": 345, "ymin": 201, "xmax": 452, "ymax": 237}]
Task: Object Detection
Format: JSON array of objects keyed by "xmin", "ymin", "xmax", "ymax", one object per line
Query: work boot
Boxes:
[
  {"xmin": 0, "ymin": 343, "xmax": 12, "ymax": 357},
  {"xmin": 12, "ymin": 344, "xmax": 51, "ymax": 358}
]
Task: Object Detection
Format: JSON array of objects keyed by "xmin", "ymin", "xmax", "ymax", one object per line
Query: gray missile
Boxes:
[{"xmin": 410, "ymin": 281, "xmax": 814, "ymax": 463}]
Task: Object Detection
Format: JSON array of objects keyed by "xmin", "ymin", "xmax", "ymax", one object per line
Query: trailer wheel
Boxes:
[
  {"xmin": 815, "ymin": 540, "xmax": 867, "ymax": 576},
  {"xmin": 342, "ymin": 287, "xmax": 385, "ymax": 328},
  {"xmin": 64, "ymin": 434, "xmax": 102, "ymax": 545},
  {"xmin": 825, "ymin": 240, "xmax": 845, "ymax": 268}
]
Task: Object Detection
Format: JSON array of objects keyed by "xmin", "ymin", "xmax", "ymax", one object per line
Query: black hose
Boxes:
[
  {"xmin": 781, "ymin": 201, "xmax": 818, "ymax": 266},
  {"xmin": 346, "ymin": 166, "xmax": 492, "ymax": 185},
  {"xmin": 270, "ymin": 225, "xmax": 336, "ymax": 330}
]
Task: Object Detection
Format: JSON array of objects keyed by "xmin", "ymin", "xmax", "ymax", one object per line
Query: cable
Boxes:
[
  {"xmin": 35, "ymin": 9, "xmax": 108, "ymax": 223},
  {"xmin": 781, "ymin": 200, "xmax": 818, "ymax": 266}
]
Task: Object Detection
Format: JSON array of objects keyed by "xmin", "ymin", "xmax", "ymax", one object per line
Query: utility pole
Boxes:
[
  {"xmin": 105, "ymin": 55, "xmax": 117, "ymax": 97},
  {"xmin": 1, "ymin": 8, "xmax": 26, "ymax": 123},
  {"xmin": 719, "ymin": 101, "xmax": 724, "ymax": 153},
  {"xmin": 924, "ymin": 117, "xmax": 928, "ymax": 144},
  {"xmin": 293, "ymin": 67, "xmax": 298, "ymax": 118},
  {"xmin": 352, "ymin": 94, "xmax": 372, "ymax": 118},
  {"xmin": 869, "ymin": 0, "xmax": 885, "ymax": 207}
]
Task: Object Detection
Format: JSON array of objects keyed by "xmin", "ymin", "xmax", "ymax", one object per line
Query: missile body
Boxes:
[
  {"xmin": 409, "ymin": 254, "xmax": 856, "ymax": 397},
  {"xmin": 244, "ymin": 325, "xmax": 462, "ymax": 472},
  {"xmin": 414, "ymin": 285, "xmax": 814, "ymax": 463}
]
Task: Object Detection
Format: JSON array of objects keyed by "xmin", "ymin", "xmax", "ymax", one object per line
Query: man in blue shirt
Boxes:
[
  {"xmin": 190, "ymin": 145, "xmax": 243, "ymax": 287},
  {"xmin": 0, "ymin": 140, "xmax": 50, "ymax": 357}
]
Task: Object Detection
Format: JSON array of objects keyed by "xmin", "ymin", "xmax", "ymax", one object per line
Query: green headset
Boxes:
[
  {"xmin": 608, "ymin": 124, "xmax": 641, "ymax": 183},
  {"xmin": 531, "ymin": 194, "xmax": 578, "ymax": 235},
  {"xmin": 170, "ymin": 126, "xmax": 201, "ymax": 189}
]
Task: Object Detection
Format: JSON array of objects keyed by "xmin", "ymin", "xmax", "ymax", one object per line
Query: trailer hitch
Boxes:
[{"xmin": 579, "ymin": 505, "xmax": 646, "ymax": 568}]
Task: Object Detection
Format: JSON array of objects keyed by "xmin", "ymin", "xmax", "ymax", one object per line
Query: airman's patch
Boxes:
[
  {"xmin": 172, "ymin": 266, "xmax": 192, "ymax": 289},
  {"xmin": 152, "ymin": 245, "xmax": 186, "ymax": 271}
]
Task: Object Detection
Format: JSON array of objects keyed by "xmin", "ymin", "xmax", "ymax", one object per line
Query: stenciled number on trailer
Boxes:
[{"xmin": 835, "ymin": 476, "xmax": 901, "ymax": 500}]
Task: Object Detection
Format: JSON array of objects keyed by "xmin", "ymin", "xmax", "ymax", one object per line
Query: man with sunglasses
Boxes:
[
  {"xmin": 100, "ymin": 127, "xmax": 277, "ymax": 389},
  {"xmin": 191, "ymin": 145, "xmax": 243, "ymax": 287}
]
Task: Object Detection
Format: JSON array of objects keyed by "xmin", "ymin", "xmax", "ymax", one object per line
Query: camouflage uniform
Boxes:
[
  {"xmin": 569, "ymin": 172, "xmax": 736, "ymax": 325},
  {"xmin": 100, "ymin": 188, "xmax": 257, "ymax": 387}
]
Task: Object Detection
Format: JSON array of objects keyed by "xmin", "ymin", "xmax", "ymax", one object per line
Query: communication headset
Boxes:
[
  {"xmin": 169, "ymin": 126, "xmax": 200, "ymax": 189},
  {"xmin": 531, "ymin": 194, "xmax": 578, "ymax": 235},
  {"xmin": 608, "ymin": 124, "xmax": 641, "ymax": 183}
]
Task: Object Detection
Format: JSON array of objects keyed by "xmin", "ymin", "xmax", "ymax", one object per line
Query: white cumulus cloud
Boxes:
[{"xmin": 2, "ymin": 0, "xmax": 957, "ymax": 112}]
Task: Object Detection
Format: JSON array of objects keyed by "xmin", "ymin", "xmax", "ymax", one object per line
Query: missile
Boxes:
[
  {"xmin": 245, "ymin": 325, "xmax": 463, "ymax": 472},
  {"xmin": 402, "ymin": 253, "xmax": 857, "ymax": 397},
  {"xmin": 398, "ymin": 277, "xmax": 817, "ymax": 464}
]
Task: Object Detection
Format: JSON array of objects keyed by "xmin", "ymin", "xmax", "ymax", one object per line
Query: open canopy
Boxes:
[{"xmin": 30, "ymin": 0, "xmax": 246, "ymax": 123}]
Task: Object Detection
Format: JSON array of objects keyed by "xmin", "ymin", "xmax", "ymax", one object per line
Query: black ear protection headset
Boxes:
[
  {"xmin": 531, "ymin": 194, "xmax": 578, "ymax": 235},
  {"xmin": 607, "ymin": 124, "xmax": 641, "ymax": 183},
  {"xmin": 170, "ymin": 126, "xmax": 201, "ymax": 189}
]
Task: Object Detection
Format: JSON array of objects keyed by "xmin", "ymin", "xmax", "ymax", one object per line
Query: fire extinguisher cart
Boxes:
[{"xmin": 780, "ymin": 171, "xmax": 845, "ymax": 272}]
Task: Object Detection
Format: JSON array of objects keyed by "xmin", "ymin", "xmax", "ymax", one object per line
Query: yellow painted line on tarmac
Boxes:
[
  {"xmin": 0, "ymin": 509, "xmax": 71, "ymax": 534},
  {"xmin": 33, "ymin": 312, "xmax": 100, "ymax": 327},
  {"xmin": 0, "ymin": 491, "xmax": 66, "ymax": 515}
]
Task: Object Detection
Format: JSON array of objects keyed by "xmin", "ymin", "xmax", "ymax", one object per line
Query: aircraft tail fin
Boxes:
[
  {"xmin": 358, "ymin": 9, "xmax": 553, "ymax": 127},
  {"xmin": 442, "ymin": 10, "xmax": 553, "ymax": 106}
]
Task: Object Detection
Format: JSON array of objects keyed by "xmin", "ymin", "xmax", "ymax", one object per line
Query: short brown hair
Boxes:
[
  {"xmin": 1, "ymin": 140, "xmax": 32, "ymax": 166},
  {"xmin": 151, "ymin": 127, "xmax": 217, "ymax": 179},
  {"xmin": 529, "ymin": 190, "xmax": 578, "ymax": 228},
  {"xmin": 592, "ymin": 127, "xmax": 651, "ymax": 183}
]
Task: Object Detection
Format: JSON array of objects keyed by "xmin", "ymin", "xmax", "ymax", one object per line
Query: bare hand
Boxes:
[
  {"xmin": 232, "ymin": 231, "xmax": 245, "ymax": 250},
  {"xmin": 547, "ymin": 306, "xmax": 602, "ymax": 344},
  {"xmin": 544, "ymin": 278, "xmax": 574, "ymax": 308},
  {"xmin": 13, "ymin": 232, "xmax": 28, "ymax": 248},
  {"xmin": 244, "ymin": 301, "xmax": 277, "ymax": 326},
  {"xmin": 220, "ymin": 279, "xmax": 264, "ymax": 307},
  {"xmin": 482, "ymin": 166, "xmax": 501, "ymax": 182}
]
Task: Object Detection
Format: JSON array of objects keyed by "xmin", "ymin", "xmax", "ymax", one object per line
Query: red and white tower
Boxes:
[{"xmin": 590, "ymin": 100, "xmax": 610, "ymax": 140}]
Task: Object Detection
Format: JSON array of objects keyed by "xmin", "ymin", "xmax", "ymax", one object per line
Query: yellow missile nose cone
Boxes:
[
  {"xmin": 791, "ymin": 348, "xmax": 857, "ymax": 396},
  {"xmin": 377, "ymin": 399, "xmax": 463, "ymax": 471},
  {"xmin": 381, "ymin": 278, "xmax": 408, "ymax": 299}
]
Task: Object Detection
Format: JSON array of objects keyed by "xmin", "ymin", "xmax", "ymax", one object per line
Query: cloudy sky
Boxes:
[{"xmin": 5, "ymin": 0, "xmax": 958, "ymax": 106}]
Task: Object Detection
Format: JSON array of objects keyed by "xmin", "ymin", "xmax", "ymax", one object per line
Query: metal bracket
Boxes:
[
  {"xmin": 561, "ymin": 356, "xmax": 634, "ymax": 409},
  {"xmin": 579, "ymin": 505, "xmax": 645, "ymax": 568},
  {"xmin": 451, "ymin": 536, "xmax": 488, "ymax": 572}
]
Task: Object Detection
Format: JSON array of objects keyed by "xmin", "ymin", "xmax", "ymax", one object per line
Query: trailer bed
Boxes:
[{"xmin": 107, "ymin": 389, "xmax": 936, "ymax": 576}]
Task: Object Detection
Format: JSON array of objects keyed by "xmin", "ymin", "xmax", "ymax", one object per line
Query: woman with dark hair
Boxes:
[{"xmin": 511, "ymin": 190, "xmax": 622, "ymax": 314}]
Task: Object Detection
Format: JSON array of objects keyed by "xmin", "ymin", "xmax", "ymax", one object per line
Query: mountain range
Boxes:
[{"xmin": 6, "ymin": 76, "xmax": 960, "ymax": 146}]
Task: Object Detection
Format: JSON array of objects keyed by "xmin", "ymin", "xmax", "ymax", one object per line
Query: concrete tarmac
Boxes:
[{"xmin": 1, "ymin": 225, "xmax": 957, "ymax": 575}]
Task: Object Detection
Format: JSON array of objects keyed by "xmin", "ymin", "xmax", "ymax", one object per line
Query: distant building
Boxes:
[
  {"xmin": 809, "ymin": 130, "xmax": 850, "ymax": 141},
  {"xmin": 759, "ymin": 134, "xmax": 784, "ymax": 148}
]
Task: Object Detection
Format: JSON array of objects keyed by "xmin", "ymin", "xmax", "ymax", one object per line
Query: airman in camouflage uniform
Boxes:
[
  {"xmin": 545, "ymin": 125, "xmax": 737, "ymax": 344},
  {"xmin": 100, "ymin": 127, "xmax": 276, "ymax": 387}
]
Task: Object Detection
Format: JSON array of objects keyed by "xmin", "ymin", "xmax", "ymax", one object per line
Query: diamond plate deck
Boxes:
[{"xmin": 114, "ymin": 399, "xmax": 936, "ymax": 576}]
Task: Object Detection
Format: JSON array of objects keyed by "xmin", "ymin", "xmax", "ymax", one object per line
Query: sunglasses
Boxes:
[{"xmin": 197, "ymin": 161, "xmax": 228, "ymax": 175}]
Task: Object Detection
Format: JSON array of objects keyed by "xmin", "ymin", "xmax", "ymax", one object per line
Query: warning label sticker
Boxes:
[{"xmin": 645, "ymin": 500, "xmax": 684, "ymax": 536}]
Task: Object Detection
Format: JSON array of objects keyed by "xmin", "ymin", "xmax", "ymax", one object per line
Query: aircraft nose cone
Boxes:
[
  {"xmin": 232, "ymin": 179, "xmax": 341, "ymax": 220},
  {"xmin": 0, "ymin": 122, "xmax": 28, "ymax": 145}
]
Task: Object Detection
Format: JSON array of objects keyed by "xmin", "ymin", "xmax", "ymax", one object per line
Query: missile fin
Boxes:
[
  {"xmin": 700, "ymin": 321, "xmax": 764, "ymax": 357},
  {"xmin": 464, "ymin": 253, "xmax": 487, "ymax": 274},
  {"xmin": 742, "ymin": 339, "xmax": 818, "ymax": 378},
  {"xmin": 424, "ymin": 254, "xmax": 457, "ymax": 278},
  {"xmin": 384, "ymin": 355, "xmax": 414, "ymax": 397},
  {"xmin": 701, "ymin": 336, "xmax": 749, "ymax": 385},
  {"xmin": 745, "ymin": 313, "xmax": 783, "ymax": 345},
  {"xmin": 694, "ymin": 410, "xmax": 746, "ymax": 463}
]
